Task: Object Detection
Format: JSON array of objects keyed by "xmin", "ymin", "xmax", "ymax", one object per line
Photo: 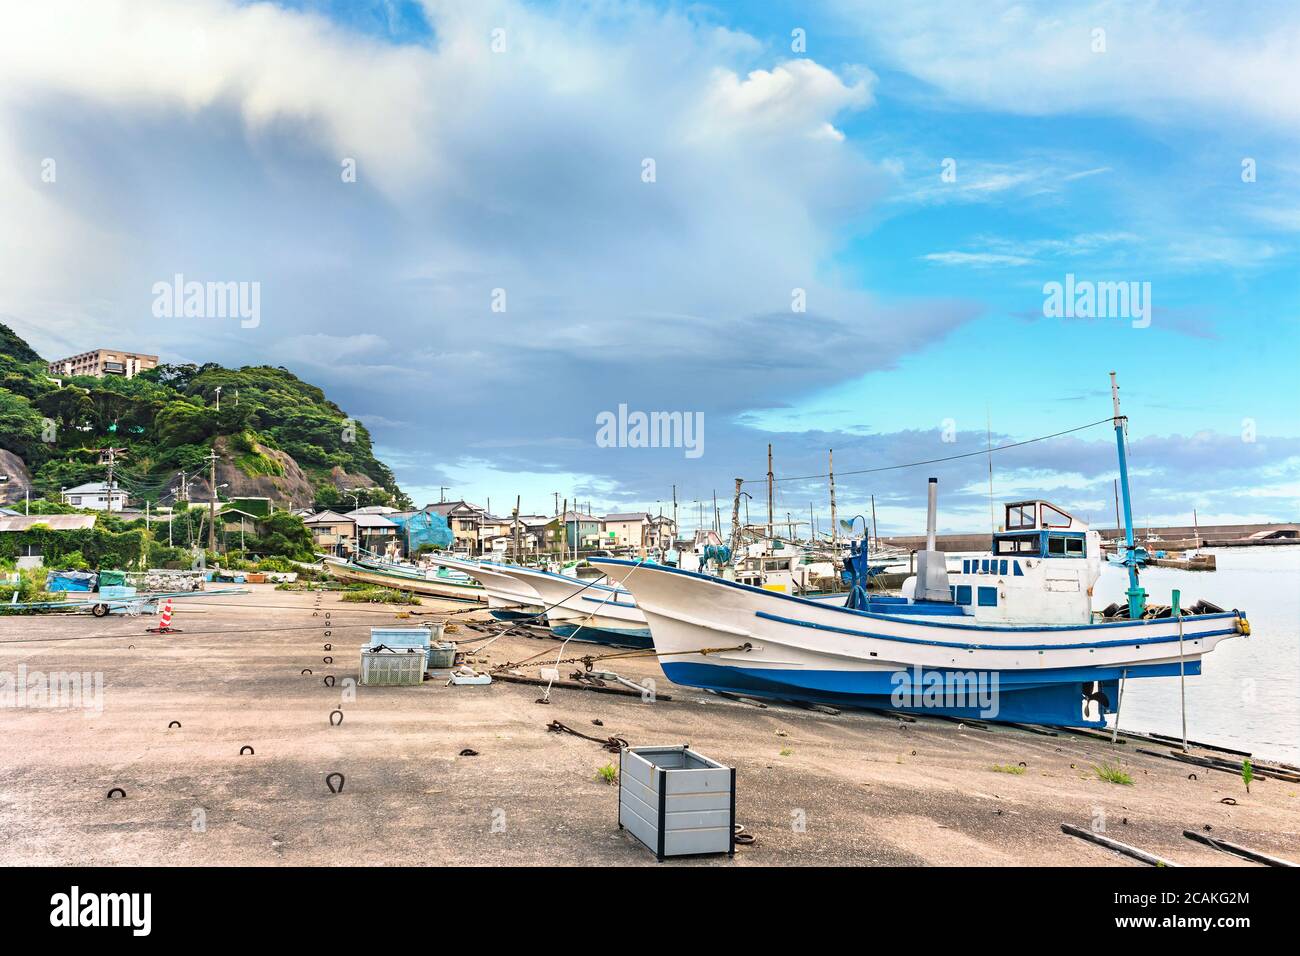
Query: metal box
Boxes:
[
  {"xmin": 618, "ymin": 745, "xmax": 735, "ymax": 861},
  {"xmin": 359, "ymin": 648, "xmax": 426, "ymax": 686}
]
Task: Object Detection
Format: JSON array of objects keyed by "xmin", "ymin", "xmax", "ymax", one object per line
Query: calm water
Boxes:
[{"xmin": 1091, "ymin": 545, "xmax": 1300, "ymax": 763}]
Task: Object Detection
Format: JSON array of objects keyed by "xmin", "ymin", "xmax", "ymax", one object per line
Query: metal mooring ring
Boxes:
[
  {"xmin": 323, "ymin": 643, "xmax": 332, "ymax": 651},
  {"xmin": 323, "ymin": 675, "xmax": 335, "ymax": 687},
  {"xmin": 1188, "ymin": 773, "xmax": 1198, "ymax": 780},
  {"xmin": 302, "ymin": 669, "xmax": 313, "ymax": 675},
  {"xmin": 240, "ymin": 745, "xmax": 255, "ymax": 756},
  {"xmin": 326, "ymin": 772, "xmax": 345, "ymax": 794},
  {"xmin": 323, "ymin": 656, "xmax": 333, "ymax": 664},
  {"xmin": 329, "ymin": 710, "xmax": 344, "ymax": 727},
  {"xmin": 168, "ymin": 721, "xmax": 182, "ymax": 729},
  {"xmin": 106, "ymin": 787, "xmax": 126, "ymax": 799},
  {"xmin": 324, "ymin": 631, "xmax": 332, "ymax": 637}
]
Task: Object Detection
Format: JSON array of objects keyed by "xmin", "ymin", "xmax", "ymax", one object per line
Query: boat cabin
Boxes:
[{"xmin": 993, "ymin": 501, "xmax": 1090, "ymax": 560}]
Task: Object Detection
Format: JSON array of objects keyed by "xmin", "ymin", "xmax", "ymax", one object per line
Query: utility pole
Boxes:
[
  {"xmin": 766, "ymin": 443, "xmax": 774, "ymax": 538},
  {"xmin": 206, "ymin": 448, "xmax": 218, "ymax": 553},
  {"xmin": 101, "ymin": 446, "xmax": 126, "ymax": 514},
  {"xmin": 870, "ymin": 494, "xmax": 879, "ymax": 550},
  {"xmin": 671, "ymin": 484, "xmax": 677, "ymax": 539},
  {"xmin": 512, "ymin": 495, "xmax": 521, "ymax": 562},
  {"xmin": 729, "ymin": 478, "xmax": 743, "ymax": 555},
  {"xmin": 439, "ymin": 486, "xmax": 448, "ymax": 503},
  {"xmin": 828, "ymin": 448, "xmax": 838, "ymax": 545},
  {"xmin": 214, "ymin": 386, "xmax": 221, "ymax": 412},
  {"xmin": 712, "ymin": 489, "xmax": 719, "ymax": 534},
  {"xmin": 560, "ymin": 497, "xmax": 568, "ymax": 558},
  {"xmin": 553, "ymin": 492, "xmax": 560, "ymax": 517}
]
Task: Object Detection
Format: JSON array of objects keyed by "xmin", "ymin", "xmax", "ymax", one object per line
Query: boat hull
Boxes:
[
  {"xmin": 485, "ymin": 562, "xmax": 649, "ymax": 647},
  {"xmin": 428, "ymin": 555, "xmax": 548, "ymax": 622},
  {"xmin": 323, "ymin": 558, "xmax": 485, "ymax": 602},
  {"xmin": 589, "ymin": 558, "xmax": 1243, "ymax": 728}
]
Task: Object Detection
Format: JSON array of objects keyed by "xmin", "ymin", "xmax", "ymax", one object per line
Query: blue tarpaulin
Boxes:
[
  {"xmin": 388, "ymin": 510, "xmax": 454, "ymax": 552},
  {"xmin": 46, "ymin": 570, "xmax": 98, "ymax": 592}
]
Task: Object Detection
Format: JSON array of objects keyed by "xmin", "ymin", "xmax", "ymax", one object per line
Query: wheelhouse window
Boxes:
[
  {"xmin": 1041, "ymin": 504, "xmax": 1072, "ymax": 527},
  {"xmin": 1047, "ymin": 534, "xmax": 1086, "ymax": 557},
  {"xmin": 995, "ymin": 533, "xmax": 1040, "ymax": 555},
  {"xmin": 1005, "ymin": 503, "xmax": 1036, "ymax": 529}
]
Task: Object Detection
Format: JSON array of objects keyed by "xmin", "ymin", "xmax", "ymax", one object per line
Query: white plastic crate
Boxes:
[
  {"xmin": 619, "ymin": 745, "xmax": 735, "ymax": 861},
  {"xmin": 360, "ymin": 648, "xmax": 426, "ymax": 686}
]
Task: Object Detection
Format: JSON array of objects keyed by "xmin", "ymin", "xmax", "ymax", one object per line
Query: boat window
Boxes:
[
  {"xmin": 1005, "ymin": 504, "xmax": 1036, "ymax": 529},
  {"xmin": 977, "ymin": 586, "xmax": 998, "ymax": 607},
  {"xmin": 1047, "ymin": 534, "xmax": 1086, "ymax": 557},
  {"xmin": 1041, "ymin": 504, "xmax": 1072, "ymax": 527},
  {"xmin": 995, "ymin": 534, "xmax": 1040, "ymax": 555},
  {"xmin": 953, "ymin": 584, "xmax": 972, "ymax": 606}
]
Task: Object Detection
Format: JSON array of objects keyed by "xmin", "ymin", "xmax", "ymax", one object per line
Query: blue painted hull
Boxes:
[
  {"xmin": 551, "ymin": 623, "xmax": 654, "ymax": 650},
  {"xmin": 659, "ymin": 660, "xmax": 1200, "ymax": 727},
  {"xmin": 489, "ymin": 608, "xmax": 545, "ymax": 624}
]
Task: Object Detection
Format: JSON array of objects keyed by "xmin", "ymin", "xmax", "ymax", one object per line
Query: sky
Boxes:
[{"xmin": 1, "ymin": 0, "xmax": 1297, "ymax": 534}]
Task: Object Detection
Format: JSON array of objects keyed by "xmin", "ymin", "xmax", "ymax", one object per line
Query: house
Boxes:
[
  {"xmin": 603, "ymin": 512, "xmax": 652, "ymax": 549},
  {"xmin": 647, "ymin": 515, "xmax": 677, "ymax": 551},
  {"xmin": 560, "ymin": 511, "xmax": 604, "ymax": 552},
  {"xmin": 0, "ymin": 514, "xmax": 98, "ymax": 568},
  {"xmin": 347, "ymin": 510, "xmax": 400, "ymax": 557},
  {"xmin": 427, "ymin": 500, "xmax": 491, "ymax": 553},
  {"xmin": 60, "ymin": 482, "xmax": 129, "ymax": 512},
  {"xmin": 302, "ymin": 510, "xmax": 356, "ymax": 555}
]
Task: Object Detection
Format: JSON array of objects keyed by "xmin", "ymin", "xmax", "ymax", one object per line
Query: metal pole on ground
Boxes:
[
  {"xmin": 1110, "ymin": 668, "xmax": 1128, "ymax": 744},
  {"xmin": 1174, "ymin": 587, "xmax": 1188, "ymax": 753}
]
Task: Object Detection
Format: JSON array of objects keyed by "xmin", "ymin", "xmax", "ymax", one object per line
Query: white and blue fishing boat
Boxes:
[
  {"xmin": 485, "ymin": 562, "xmax": 654, "ymax": 649},
  {"xmin": 590, "ymin": 375, "xmax": 1249, "ymax": 728},
  {"xmin": 427, "ymin": 553, "xmax": 549, "ymax": 623}
]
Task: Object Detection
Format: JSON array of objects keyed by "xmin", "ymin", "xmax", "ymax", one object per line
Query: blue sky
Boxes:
[{"xmin": 1, "ymin": 0, "xmax": 1297, "ymax": 533}]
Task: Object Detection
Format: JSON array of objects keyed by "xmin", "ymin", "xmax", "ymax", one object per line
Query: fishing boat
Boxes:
[
  {"xmin": 589, "ymin": 375, "xmax": 1249, "ymax": 728},
  {"xmin": 322, "ymin": 556, "xmax": 485, "ymax": 602},
  {"xmin": 485, "ymin": 561, "xmax": 653, "ymax": 649},
  {"xmin": 427, "ymin": 553, "xmax": 549, "ymax": 622}
]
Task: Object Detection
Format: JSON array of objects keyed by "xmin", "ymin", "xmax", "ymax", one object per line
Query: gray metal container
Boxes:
[{"xmin": 618, "ymin": 745, "xmax": 735, "ymax": 861}]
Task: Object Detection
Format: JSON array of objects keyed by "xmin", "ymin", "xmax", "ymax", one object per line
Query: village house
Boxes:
[
  {"xmin": 302, "ymin": 510, "xmax": 356, "ymax": 556},
  {"xmin": 60, "ymin": 481, "xmax": 129, "ymax": 512},
  {"xmin": 560, "ymin": 511, "xmax": 604, "ymax": 552},
  {"xmin": 603, "ymin": 512, "xmax": 652, "ymax": 549}
]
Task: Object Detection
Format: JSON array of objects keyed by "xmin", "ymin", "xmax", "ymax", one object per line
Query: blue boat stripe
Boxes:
[
  {"xmin": 753, "ymin": 610, "xmax": 1239, "ymax": 652},
  {"xmin": 589, "ymin": 557, "xmax": 1244, "ymax": 633}
]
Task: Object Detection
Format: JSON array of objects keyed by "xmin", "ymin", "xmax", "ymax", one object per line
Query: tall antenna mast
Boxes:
[{"xmin": 828, "ymin": 448, "xmax": 838, "ymax": 545}]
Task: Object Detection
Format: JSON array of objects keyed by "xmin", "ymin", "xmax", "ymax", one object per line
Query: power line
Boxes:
[{"xmin": 741, "ymin": 417, "xmax": 1116, "ymax": 486}]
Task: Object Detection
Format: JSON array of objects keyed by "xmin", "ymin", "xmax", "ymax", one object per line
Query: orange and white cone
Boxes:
[{"xmin": 147, "ymin": 598, "xmax": 181, "ymax": 633}]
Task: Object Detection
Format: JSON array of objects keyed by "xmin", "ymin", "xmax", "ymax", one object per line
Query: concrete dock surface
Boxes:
[{"xmin": 1, "ymin": 585, "xmax": 1296, "ymax": 867}]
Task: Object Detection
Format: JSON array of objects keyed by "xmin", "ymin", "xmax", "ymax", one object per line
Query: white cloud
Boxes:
[{"xmin": 829, "ymin": 0, "xmax": 1300, "ymax": 134}]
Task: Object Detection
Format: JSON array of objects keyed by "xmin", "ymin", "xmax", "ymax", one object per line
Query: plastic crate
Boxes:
[
  {"xmin": 428, "ymin": 641, "xmax": 456, "ymax": 669},
  {"xmin": 360, "ymin": 649, "xmax": 426, "ymax": 686},
  {"xmin": 368, "ymin": 627, "xmax": 432, "ymax": 650}
]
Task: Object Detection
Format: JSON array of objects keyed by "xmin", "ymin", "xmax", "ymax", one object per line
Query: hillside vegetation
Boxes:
[{"xmin": 0, "ymin": 323, "xmax": 407, "ymax": 510}]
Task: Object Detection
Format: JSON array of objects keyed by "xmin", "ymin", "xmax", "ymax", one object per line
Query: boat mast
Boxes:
[
  {"xmin": 766, "ymin": 443, "xmax": 774, "ymax": 539},
  {"xmin": 829, "ymin": 448, "xmax": 838, "ymax": 545},
  {"xmin": 1110, "ymin": 371, "xmax": 1147, "ymax": 619}
]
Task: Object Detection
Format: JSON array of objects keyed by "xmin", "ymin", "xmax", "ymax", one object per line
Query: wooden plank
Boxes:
[
  {"xmin": 1182, "ymin": 830, "xmax": 1297, "ymax": 867},
  {"xmin": 491, "ymin": 671, "xmax": 671, "ymax": 700},
  {"xmin": 1061, "ymin": 824, "xmax": 1179, "ymax": 867}
]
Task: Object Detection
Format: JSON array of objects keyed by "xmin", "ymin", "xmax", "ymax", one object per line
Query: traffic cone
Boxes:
[{"xmin": 147, "ymin": 598, "xmax": 182, "ymax": 634}]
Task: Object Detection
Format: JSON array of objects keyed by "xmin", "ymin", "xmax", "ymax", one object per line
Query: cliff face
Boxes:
[
  {"xmin": 169, "ymin": 439, "xmax": 381, "ymax": 510},
  {"xmin": 0, "ymin": 449, "xmax": 34, "ymax": 506}
]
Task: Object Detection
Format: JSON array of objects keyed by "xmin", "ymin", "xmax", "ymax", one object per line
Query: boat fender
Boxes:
[{"xmin": 1236, "ymin": 617, "xmax": 1251, "ymax": 636}]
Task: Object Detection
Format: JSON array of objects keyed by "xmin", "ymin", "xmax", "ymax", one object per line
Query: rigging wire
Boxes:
[{"xmin": 740, "ymin": 416, "xmax": 1115, "ymax": 486}]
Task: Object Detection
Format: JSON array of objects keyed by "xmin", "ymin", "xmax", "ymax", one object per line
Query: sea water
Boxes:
[{"xmin": 1092, "ymin": 545, "xmax": 1300, "ymax": 763}]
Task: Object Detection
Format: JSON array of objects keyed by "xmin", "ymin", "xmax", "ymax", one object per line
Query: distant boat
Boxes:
[
  {"xmin": 427, "ymin": 553, "xmax": 549, "ymax": 623},
  {"xmin": 484, "ymin": 561, "xmax": 653, "ymax": 649},
  {"xmin": 323, "ymin": 556, "xmax": 485, "ymax": 602}
]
